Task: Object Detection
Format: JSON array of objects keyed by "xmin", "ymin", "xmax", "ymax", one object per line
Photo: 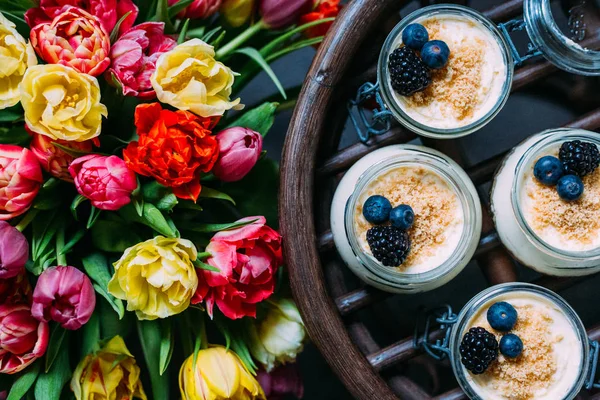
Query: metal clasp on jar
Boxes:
[{"xmin": 413, "ymin": 304, "xmax": 458, "ymax": 360}]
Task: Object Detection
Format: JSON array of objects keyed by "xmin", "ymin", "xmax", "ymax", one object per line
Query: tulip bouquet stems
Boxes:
[{"xmin": 0, "ymin": 0, "xmax": 342, "ymax": 399}]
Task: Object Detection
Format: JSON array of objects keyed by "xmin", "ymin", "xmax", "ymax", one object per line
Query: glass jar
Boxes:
[
  {"xmin": 330, "ymin": 145, "xmax": 482, "ymax": 293},
  {"xmin": 378, "ymin": 4, "xmax": 514, "ymax": 139},
  {"xmin": 490, "ymin": 128, "xmax": 600, "ymax": 276},
  {"xmin": 448, "ymin": 283, "xmax": 589, "ymax": 400}
]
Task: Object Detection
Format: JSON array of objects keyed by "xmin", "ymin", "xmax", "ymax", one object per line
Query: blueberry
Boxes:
[
  {"xmin": 499, "ymin": 334, "xmax": 523, "ymax": 358},
  {"xmin": 533, "ymin": 155, "xmax": 563, "ymax": 185},
  {"xmin": 557, "ymin": 175, "xmax": 584, "ymax": 201},
  {"xmin": 421, "ymin": 40, "xmax": 450, "ymax": 69},
  {"xmin": 362, "ymin": 195, "xmax": 392, "ymax": 224},
  {"xmin": 402, "ymin": 23, "xmax": 429, "ymax": 50},
  {"xmin": 486, "ymin": 302, "xmax": 517, "ymax": 332},
  {"xmin": 390, "ymin": 204, "xmax": 414, "ymax": 230}
]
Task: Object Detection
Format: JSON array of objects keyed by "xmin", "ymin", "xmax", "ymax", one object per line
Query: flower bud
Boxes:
[
  {"xmin": 31, "ymin": 266, "xmax": 96, "ymax": 330},
  {"xmin": 212, "ymin": 127, "xmax": 262, "ymax": 182},
  {"xmin": 0, "ymin": 303, "xmax": 49, "ymax": 374},
  {"xmin": 168, "ymin": 0, "xmax": 222, "ymax": 19},
  {"xmin": 0, "ymin": 221, "xmax": 28, "ymax": 279},
  {"xmin": 221, "ymin": 0, "xmax": 255, "ymax": 27},
  {"xmin": 0, "ymin": 145, "xmax": 43, "ymax": 220},
  {"xmin": 29, "ymin": 134, "xmax": 93, "ymax": 182},
  {"xmin": 257, "ymin": 364, "xmax": 304, "ymax": 400},
  {"xmin": 248, "ymin": 298, "xmax": 305, "ymax": 371},
  {"xmin": 69, "ymin": 155, "xmax": 137, "ymax": 211},
  {"xmin": 259, "ymin": 0, "xmax": 311, "ymax": 29}
]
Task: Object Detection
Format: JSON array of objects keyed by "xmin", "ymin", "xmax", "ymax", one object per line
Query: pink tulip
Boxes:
[
  {"xmin": 31, "ymin": 266, "xmax": 95, "ymax": 330},
  {"xmin": 30, "ymin": 134, "xmax": 94, "ymax": 182},
  {"xmin": 0, "ymin": 303, "xmax": 49, "ymax": 374},
  {"xmin": 30, "ymin": 6, "xmax": 111, "ymax": 77},
  {"xmin": 212, "ymin": 127, "xmax": 263, "ymax": 182},
  {"xmin": 69, "ymin": 154, "xmax": 137, "ymax": 211},
  {"xmin": 25, "ymin": 0, "xmax": 138, "ymax": 37},
  {"xmin": 260, "ymin": 0, "xmax": 312, "ymax": 29},
  {"xmin": 0, "ymin": 222, "xmax": 28, "ymax": 279},
  {"xmin": 106, "ymin": 22, "xmax": 177, "ymax": 99},
  {"xmin": 257, "ymin": 364, "xmax": 304, "ymax": 400},
  {"xmin": 168, "ymin": 0, "xmax": 222, "ymax": 19},
  {"xmin": 0, "ymin": 145, "xmax": 43, "ymax": 221}
]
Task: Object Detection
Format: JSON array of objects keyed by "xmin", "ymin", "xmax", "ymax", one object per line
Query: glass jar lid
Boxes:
[{"xmin": 524, "ymin": 0, "xmax": 600, "ymax": 75}]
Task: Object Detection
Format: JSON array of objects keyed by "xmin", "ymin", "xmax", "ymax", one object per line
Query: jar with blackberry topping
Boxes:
[{"xmin": 330, "ymin": 144, "xmax": 482, "ymax": 293}]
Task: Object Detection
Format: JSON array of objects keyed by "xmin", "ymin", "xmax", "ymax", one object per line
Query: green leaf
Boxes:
[
  {"xmin": 51, "ymin": 142, "xmax": 91, "ymax": 158},
  {"xmin": 59, "ymin": 229, "xmax": 86, "ymax": 256},
  {"xmin": 185, "ymin": 218, "xmax": 258, "ymax": 233},
  {"xmin": 7, "ymin": 362, "xmax": 40, "ymax": 400},
  {"xmin": 90, "ymin": 220, "xmax": 142, "ymax": 253},
  {"xmin": 119, "ymin": 203, "xmax": 178, "ymax": 237},
  {"xmin": 201, "ymin": 26, "xmax": 222, "ymax": 43},
  {"xmin": 110, "ymin": 10, "xmax": 132, "ymax": 43},
  {"xmin": 266, "ymin": 36, "xmax": 324, "ymax": 62},
  {"xmin": 143, "ymin": 181, "xmax": 178, "ymax": 212},
  {"xmin": 222, "ymin": 158, "xmax": 279, "ymax": 227},
  {"xmin": 234, "ymin": 47, "xmax": 287, "ymax": 100},
  {"xmin": 132, "ymin": 179, "xmax": 144, "ymax": 217},
  {"xmin": 70, "ymin": 194, "xmax": 87, "ymax": 221},
  {"xmin": 199, "ymin": 187, "xmax": 235, "ymax": 205},
  {"xmin": 87, "ymin": 207, "xmax": 102, "ymax": 229},
  {"xmin": 110, "ymin": 72, "xmax": 124, "ymax": 93},
  {"xmin": 32, "ymin": 212, "xmax": 61, "ymax": 261},
  {"xmin": 186, "ymin": 26, "xmax": 205, "ymax": 39},
  {"xmin": 137, "ymin": 320, "xmax": 169, "ymax": 399},
  {"xmin": 33, "ymin": 180, "xmax": 65, "ymax": 211},
  {"xmin": 0, "ymin": 125, "xmax": 29, "ymax": 145},
  {"xmin": 159, "ymin": 319, "xmax": 174, "ymax": 375},
  {"xmin": 35, "ymin": 333, "xmax": 71, "ymax": 400},
  {"xmin": 225, "ymin": 102, "xmax": 278, "ymax": 137},
  {"xmin": 177, "ymin": 18, "xmax": 190, "ymax": 44},
  {"xmin": 45, "ymin": 325, "xmax": 66, "ymax": 373},
  {"xmin": 155, "ymin": 0, "xmax": 174, "ymax": 32},
  {"xmin": 259, "ymin": 17, "xmax": 335, "ymax": 57},
  {"xmin": 168, "ymin": 0, "xmax": 194, "ymax": 18},
  {"xmin": 82, "ymin": 253, "xmax": 125, "ymax": 319},
  {"xmin": 98, "ymin": 297, "xmax": 132, "ymax": 339},
  {"xmin": 80, "ymin": 312, "xmax": 101, "ymax": 358},
  {"xmin": 0, "ymin": 108, "xmax": 22, "ymax": 122},
  {"xmin": 193, "ymin": 259, "xmax": 220, "ymax": 272}
]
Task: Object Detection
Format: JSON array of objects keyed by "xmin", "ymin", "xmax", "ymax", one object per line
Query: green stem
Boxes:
[
  {"xmin": 15, "ymin": 209, "xmax": 39, "ymax": 232},
  {"xmin": 56, "ymin": 227, "xmax": 67, "ymax": 266},
  {"xmin": 276, "ymin": 99, "xmax": 298, "ymax": 113},
  {"xmin": 197, "ymin": 252, "xmax": 211, "ymax": 259},
  {"xmin": 215, "ymin": 20, "xmax": 266, "ymax": 59},
  {"xmin": 200, "ymin": 313, "xmax": 208, "ymax": 350}
]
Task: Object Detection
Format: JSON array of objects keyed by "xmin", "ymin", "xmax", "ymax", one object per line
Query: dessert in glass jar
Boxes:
[
  {"xmin": 378, "ymin": 4, "xmax": 513, "ymax": 138},
  {"xmin": 491, "ymin": 128, "xmax": 600, "ymax": 276},
  {"xmin": 330, "ymin": 145, "xmax": 481, "ymax": 293},
  {"xmin": 450, "ymin": 283, "xmax": 588, "ymax": 400}
]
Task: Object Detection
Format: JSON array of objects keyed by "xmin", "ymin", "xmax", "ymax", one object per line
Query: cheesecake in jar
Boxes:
[
  {"xmin": 451, "ymin": 283, "xmax": 588, "ymax": 400},
  {"xmin": 378, "ymin": 4, "xmax": 513, "ymax": 138},
  {"xmin": 491, "ymin": 128, "xmax": 600, "ymax": 276},
  {"xmin": 330, "ymin": 145, "xmax": 481, "ymax": 293}
]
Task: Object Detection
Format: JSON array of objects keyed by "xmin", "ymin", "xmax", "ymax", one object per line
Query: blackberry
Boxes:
[
  {"xmin": 366, "ymin": 225, "xmax": 410, "ymax": 267},
  {"xmin": 388, "ymin": 47, "xmax": 431, "ymax": 96},
  {"xmin": 459, "ymin": 327, "xmax": 498, "ymax": 375},
  {"xmin": 559, "ymin": 140, "xmax": 600, "ymax": 177}
]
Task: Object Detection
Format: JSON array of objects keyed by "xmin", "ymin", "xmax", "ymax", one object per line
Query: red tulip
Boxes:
[
  {"xmin": 0, "ymin": 145, "xmax": 43, "ymax": 221},
  {"xmin": 259, "ymin": 0, "xmax": 312, "ymax": 29},
  {"xmin": 299, "ymin": 0, "xmax": 341, "ymax": 40},
  {"xmin": 29, "ymin": 134, "xmax": 94, "ymax": 182},
  {"xmin": 0, "ymin": 221, "xmax": 28, "ymax": 279},
  {"xmin": 31, "ymin": 266, "xmax": 95, "ymax": 330},
  {"xmin": 0, "ymin": 303, "xmax": 49, "ymax": 374},
  {"xmin": 168, "ymin": 0, "xmax": 222, "ymax": 19},
  {"xmin": 213, "ymin": 127, "xmax": 263, "ymax": 182}
]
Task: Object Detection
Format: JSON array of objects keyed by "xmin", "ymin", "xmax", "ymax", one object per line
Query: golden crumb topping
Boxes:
[
  {"xmin": 405, "ymin": 19, "xmax": 485, "ymax": 121},
  {"xmin": 475, "ymin": 306, "xmax": 558, "ymax": 399},
  {"xmin": 525, "ymin": 160, "xmax": 600, "ymax": 245},
  {"xmin": 354, "ymin": 166, "xmax": 460, "ymax": 269}
]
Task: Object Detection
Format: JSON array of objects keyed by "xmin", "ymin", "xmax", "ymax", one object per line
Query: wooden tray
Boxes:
[{"xmin": 279, "ymin": 0, "xmax": 600, "ymax": 398}]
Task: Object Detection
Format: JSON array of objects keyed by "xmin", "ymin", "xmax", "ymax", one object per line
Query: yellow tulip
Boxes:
[
  {"xmin": 151, "ymin": 39, "xmax": 242, "ymax": 118},
  {"xmin": 0, "ymin": 12, "xmax": 36, "ymax": 109},
  {"xmin": 20, "ymin": 64, "xmax": 107, "ymax": 142},
  {"xmin": 221, "ymin": 0, "xmax": 255, "ymax": 27},
  {"xmin": 248, "ymin": 298, "xmax": 306, "ymax": 371},
  {"xmin": 108, "ymin": 236, "xmax": 198, "ymax": 320},
  {"xmin": 179, "ymin": 346, "xmax": 266, "ymax": 400},
  {"xmin": 70, "ymin": 336, "xmax": 147, "ymax": 400}
]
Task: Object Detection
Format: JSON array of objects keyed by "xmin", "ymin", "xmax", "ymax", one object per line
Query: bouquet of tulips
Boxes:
[{"xmin": 0, "ymin": 0, "xmax": 341, "ymax": 398}]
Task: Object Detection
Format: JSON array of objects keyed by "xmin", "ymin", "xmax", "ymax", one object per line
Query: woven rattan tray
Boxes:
[{"xmin": 279, "ymin": 0, "xmax": 600, "ymax": 398}]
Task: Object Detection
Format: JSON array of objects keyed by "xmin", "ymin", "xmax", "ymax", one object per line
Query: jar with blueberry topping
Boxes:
[
  {"xmin": 490, "ymin": 128, "xmax": 600, "ymax": 276},
  {"xmin": 330, "ymin": 144, "xmax": 482, "ymax": 293}
]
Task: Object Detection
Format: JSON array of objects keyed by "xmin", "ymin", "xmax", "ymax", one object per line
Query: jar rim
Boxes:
[
  {"xmin": 343, "ymin": 146, "xmax": 479, "ymax": 287},
  {"xmin": 524, "ymin": 0, "xmax": 600, "ymax": 76},
  {"xmin": 450, "ymin": 282, "xmax": 589, "ymax": 400},
  {"xmin": 377, "ymin": 4, "xmax": 514, "ymax": 139},
  {"xmin": 511, "ymin": 128, "xmax": 600, "ymax": 261}
]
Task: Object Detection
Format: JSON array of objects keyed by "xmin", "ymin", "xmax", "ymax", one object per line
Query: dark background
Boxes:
[{"xmin": 238, "ymin": 0, "xmax": 600, "ymax": 398}]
